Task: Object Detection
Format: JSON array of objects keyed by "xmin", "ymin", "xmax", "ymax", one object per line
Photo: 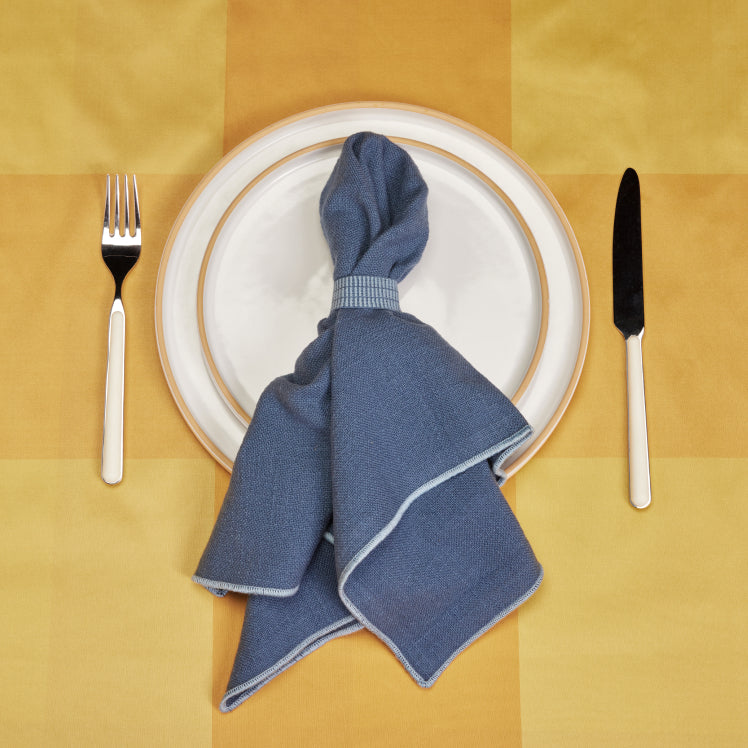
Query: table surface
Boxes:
[{"xmin": 2, "ymin": 1, "xmax": 746, "ymax": 746}]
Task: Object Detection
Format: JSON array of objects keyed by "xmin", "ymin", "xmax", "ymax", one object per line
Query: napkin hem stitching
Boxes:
[
  {"xmin": 338, "ymin": 424, "xmax": 532, "ymax": 592},
  {"xmin": 343, "ymin": 566, "xmax": 543, "ymax": 689},
  {"xmin": 191, "ymin": 575, "xmax": 299, "ymax": 598},
  {"xmin": 335, "ymin": 425, "xmax": 533, "ymax": 681},
  {"xmin": 420, "ymin": 566, "xmax": 544, "ymax": 686},
  {"xmin": 220, "ymin": 615, "xmax": 362, "ymax": 712}
]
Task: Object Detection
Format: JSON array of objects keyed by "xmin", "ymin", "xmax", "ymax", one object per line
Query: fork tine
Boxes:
[
  {"xmin": 103, "ymin": 174, "xmax": 111, "ymax": 235},
  {"xmin": 114, "ymin": 174, "xmax": 120, "ymax": 235},
  {"xmin": 124, "ymin": 174, "xmax": 130, "ymax": 236},
  {"xmin": 132, "ymin": 175, "xmax": 141, "ymax": 233}
]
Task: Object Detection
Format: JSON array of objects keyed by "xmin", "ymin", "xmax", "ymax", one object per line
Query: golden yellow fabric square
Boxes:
[
  {"xmin": 516, "ymin": 457, "xmax": 748, "ymax": 746},
  {"xmin": 0, "ymin": 458, "xmax": 215, "ymax": 745},
  {"xmin": 224, "ymin": 0, "xmax": 513, "ymax": 153},
  {"xmin": 0, "ymin": 1, "xmax": 226, "ymax": 174},
  {"xmin": 512, "ymin": 0, "xmax": 748, "ymax": 173}
]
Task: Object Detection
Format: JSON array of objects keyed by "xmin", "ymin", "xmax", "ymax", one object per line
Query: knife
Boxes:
[{"xmin": 613, "ymin": 168, "xmax": 651, "ymax": 509}]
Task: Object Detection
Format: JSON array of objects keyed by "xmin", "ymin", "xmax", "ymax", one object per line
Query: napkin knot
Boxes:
[
  {"xmin": 320, "ymin": 131, "xmax": 428, "ymax": 281},
  {"xmin": 331, "ymin": 275, "xmax": 400, "ymax": 311}
]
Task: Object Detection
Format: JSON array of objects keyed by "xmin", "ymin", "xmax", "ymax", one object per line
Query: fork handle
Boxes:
[{"xmin": 102, "ymin": 298, "xmax": 125, "ymax": 485}]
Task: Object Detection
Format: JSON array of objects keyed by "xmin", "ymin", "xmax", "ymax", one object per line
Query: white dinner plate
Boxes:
[
  {"xmin": 198, "ymin": 138, "xmax": 548, "ymax": 425},
  {"xmin": 156, "ymin": 102, "xmax": 590, "ymax": 476}
]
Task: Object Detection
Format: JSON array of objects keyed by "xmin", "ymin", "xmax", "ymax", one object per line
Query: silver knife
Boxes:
[{"xmin": 613, "ymin": 168, "xmax": 651, "ymax": 509}]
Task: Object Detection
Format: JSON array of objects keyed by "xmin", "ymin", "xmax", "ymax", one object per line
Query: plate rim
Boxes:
[{"xmin": 155, "ymin": 100, "xmax": 591, "ymax": 476}]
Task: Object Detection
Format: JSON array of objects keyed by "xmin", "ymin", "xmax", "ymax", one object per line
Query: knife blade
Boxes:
[{"xmin": 613, "ymin": 168, "xmax": 651, "ymax": 509}]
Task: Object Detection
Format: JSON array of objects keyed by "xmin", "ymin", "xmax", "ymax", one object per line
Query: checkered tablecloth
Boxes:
[{"xmin": 2, "ymin": 1, "xmax": 746, "ymax": 745}]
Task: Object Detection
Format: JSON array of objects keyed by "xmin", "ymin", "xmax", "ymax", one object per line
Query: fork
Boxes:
[{"xmin": 101, "ymin": 174, "xmax": 141, "ymax": 485}]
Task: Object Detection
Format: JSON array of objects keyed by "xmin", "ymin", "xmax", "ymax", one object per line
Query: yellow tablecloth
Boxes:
[{"xmin": 2, "ymin": 1, "xmax": 746, "ymax": 745}]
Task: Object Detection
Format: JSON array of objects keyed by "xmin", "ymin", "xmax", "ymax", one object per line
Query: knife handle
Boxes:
[
  {"xmin": 625, "ymin": 333, "xmax": 651, "ymax": 509},
  {"xmin": 102, "ymin": 298, "xmax": 125, "ymax": 485}
]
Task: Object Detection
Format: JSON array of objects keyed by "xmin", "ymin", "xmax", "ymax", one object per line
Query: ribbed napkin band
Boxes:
[{"xmin": 331, "ymin": 275, "xmax": 400, "ymax": 311}]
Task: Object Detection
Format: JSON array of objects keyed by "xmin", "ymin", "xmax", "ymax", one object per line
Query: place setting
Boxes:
[
  {"xmin": 109, "ymin": 102, "xmax": 591, "ymax": 711},
  {"xmin": 6, "ymin": 4, "xmax": 744, "ymax": 742}
]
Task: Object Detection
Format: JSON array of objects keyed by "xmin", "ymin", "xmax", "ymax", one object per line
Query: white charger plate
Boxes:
[{"xmin": 156, "ymin": 102, "xmax": 590, "ymax": 476}]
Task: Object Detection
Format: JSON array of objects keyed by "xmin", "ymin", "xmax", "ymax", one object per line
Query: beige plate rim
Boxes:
[{"xmin": 155, "ymin": 101, "xmax": 591, "ymax": 478}]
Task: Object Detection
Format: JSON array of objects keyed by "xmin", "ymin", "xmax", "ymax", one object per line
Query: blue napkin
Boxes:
[{"xmin": 194, "ymin": 132, "xmax": 543, "ymax": 712}]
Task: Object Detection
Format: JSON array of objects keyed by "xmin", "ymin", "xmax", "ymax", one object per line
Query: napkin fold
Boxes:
[{"xmin": 194, "ymin": 132, "xmax": 543, "ymax": 712}]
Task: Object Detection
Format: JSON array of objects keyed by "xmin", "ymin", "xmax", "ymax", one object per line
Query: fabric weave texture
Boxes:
[{"xmin": 194, "ymin": 132, "xmax": 542, "ymax": 712}]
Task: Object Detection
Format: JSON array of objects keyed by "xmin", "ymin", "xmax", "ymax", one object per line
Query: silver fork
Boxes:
[{"xmin": 101, "ymin": 174, "xmax": 141, "ymax": 485}]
